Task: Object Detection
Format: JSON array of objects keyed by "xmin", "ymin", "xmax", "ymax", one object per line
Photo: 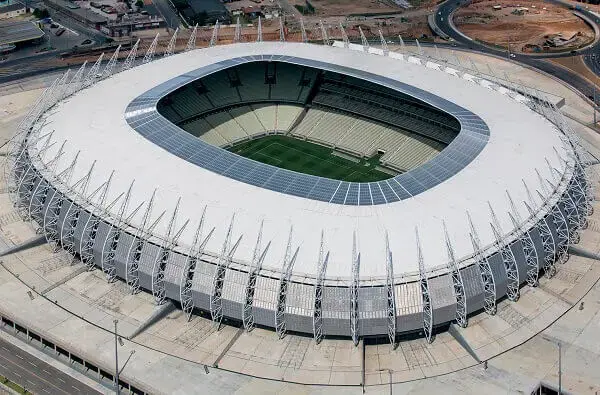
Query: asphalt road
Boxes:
[
  {"xmin": 584, "ymin": 52, "xmax": 600, "ymax": 79},
  {"xmin": 435, "ymin": 0, "xmax": 600, "ymax": 58},
  {"xmin": 434, "ymin": 0, "xmax": 600, "ymax": 102},
  {"xmin": 0, "ymin": 336, "xmax": 102, "ymax": 394},
  {"xmin": 48, "ymin": 10, "xmax": 107, "ymax": 44},
  {"xmin": 152, "ymin": 0, "xmax": 181, "ymax": 30}
]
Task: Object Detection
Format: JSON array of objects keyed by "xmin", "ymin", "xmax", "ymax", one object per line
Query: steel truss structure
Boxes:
[
  {"xmin": 234, "ymin": 18, "xmax": 241, "ymax": 43},
  {"xmin": 164, "ymin": 28, "xmax": 179, "ymax": 57},
  {"xmin": 100, "ymin": 181, "xmax": 141, "ymax": 282},
  {"xmin": 151, "ymin": 199, "xmax": 189, "ymax": 305},
  {"xmin": 210, "ymin": 21, "xmax": 219, "ymax": 47},
  {"xmin": 42, "ymin": 152, "xmax": 80, "ymax": 252},
  {"xmin": 523, "ymin": 179, "xmax": 557, "ymax": 278},
  {"xmin": 312, "ymin": 231, "xmax": 329, "ymax": 344},
  {"xmin": 103, "ymin": 45, "xmax": 121, "ymax": 78},
  {"xmin": 319, "ymin": 20, "xmax": 329, "ymax": 46},
  {"xmin": 506, "ymin": 191, "xmax": 540, "ymax": 287},
  {"xmin": 210, "ymin": 216, "xmax": 242, "ymax": 327},
  {"xmin": 398, "ymin": 35, "xmax": 406, "ymax": 53},
  {"xmin": 28, "ymin": 139, "xmax": 63, "ymax": 230},
  {"xmin": 572, "ymin": 166, "xmax": 592, "ymax": 223},
  {"xmin": 489, "ymin": 203, "xmax": 520, "ymax": 302},
  {"xmin": 279, "ymin": 17, "xmax": 285, "ymax": 42},
  {"xmin": 416, "ymin": 228, "xmax": 433, "ymax": 343},
  {"xmin": 442, "ymin": 222, "xmax": 467, "ymax": 328},
  {"xmin": 561, "ymin": 186, "xmax": 582, "ymax": 245},
  {"xmin": 300, "ymin": 18, "xmax": 307, "ymax": 43},
  {"xmin": 340, "ymin": 23, "xmax": 349, "ymax": 48},
  {"xmin": 415, "ymin": 39, "xmax": 423, "ymax": 55},
  {"xmin": 257, "ymin": 17, "xmax": 262, "ymax": 42},
  {"xmin": 553, "ymin": 150, "xmax": 586, "ymax": 239},
  {"xmin": 180, "ymin": 208, "xmax": 214, "ymax": 321},
  {"xmin": 122, "ymin": 39, "xmax": 140, "ymax": 71},
  {"xmin": 59, "ymin": 162, "xmax": 96, "ymax": 261},
  {"xmin": 142, "ymin": 34, "xmax": 159, "ymax": 64},
  {"xmin": 543, "ymin": 189, "xmax": 570, "ymax": 264},
  {"xmin": 467, "ymin": 211, "xmax": 497, "ymax": 315},
  {"xmin": 242, "ymin": 221, "xmax": 271, "ymax": 332},
  {"xmin": 83, "ymin": 53, "xmax": 103, "ymax": 88},
  {"xmin": 350, "ymin": 232, "xmax": 361, "ymax": 346},
  {"xmin": 79, "ymin": 172, "xmax": 114, "ymax": 270},
  {"xmin": 14, "ymin": 130, "xmax": 56, "ymax": 221},
  {"xmin": 186, "ymin": 25, "xmax": 198, "ymax": 51},
  {"xmin": 359, "ymin": 27, "xmax": 369, "ymax": 51},
  {"xmin": 54, "ymin": 70, "xmax": 70, "ymax": 103},
  {"xmin": 126, "ymin": 190, "xmax": 165, "ymax": 294},
  {"xmin": 275, "ymin": 227, "xmax": 299, "ymax": 339},
  {"xmin": 379, "ymin": 29, "xmax": 388, "ymax": 56},
  {"xmin": 384, "ymin": 232, "xmax": 396, "ymax": 348}
]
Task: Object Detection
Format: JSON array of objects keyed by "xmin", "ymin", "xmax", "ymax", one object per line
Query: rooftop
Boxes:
[
  {"xmin": 0, "ymin": 20, "xmax": 44, "ymax": 46},
  {"xmin": 45, "ymin": 0, "xmax": 108, "ymax": 24},
  {"xmin": 0, "ymin": 1, "xmax": 25, "ymax": 13},
  {"xmin": 32, "ymin": 42, "xmax": 568, "ymax": 281}
]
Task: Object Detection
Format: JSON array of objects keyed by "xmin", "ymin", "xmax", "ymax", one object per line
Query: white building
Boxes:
[{"xmin": 0, "ymin": 1, "xmax": 26, "ymax": 19}]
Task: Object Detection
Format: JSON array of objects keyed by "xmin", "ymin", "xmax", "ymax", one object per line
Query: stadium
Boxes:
[{"xmin": 6, "ymin": 38, "xmax": 594, "ymax": 349}]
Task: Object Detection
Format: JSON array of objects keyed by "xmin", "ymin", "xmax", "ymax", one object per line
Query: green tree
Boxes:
[
  {"xmin": 33, "ymin": 8, "xmax": 50, "ymax": 19},
  {"xmin": 171, "ymin": 0, "xmax": 189, "ymax": 12},
  {"xmin": 135, "ymin": 0, "xmax": 144, "ymax": 7}
]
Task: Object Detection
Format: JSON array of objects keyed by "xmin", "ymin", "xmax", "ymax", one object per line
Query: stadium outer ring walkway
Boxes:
[{"xmin": 6, "ymin": 41, "xmax": 594, "ymax": 345}]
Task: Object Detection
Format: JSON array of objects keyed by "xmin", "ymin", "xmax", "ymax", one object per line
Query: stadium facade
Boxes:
[{"xmin": 6, "ymin": 39, "xmax": 595, "ymax": 346}]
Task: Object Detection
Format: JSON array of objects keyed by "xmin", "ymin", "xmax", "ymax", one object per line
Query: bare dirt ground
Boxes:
[
  {"xmin": 454, "ymin": 0, "xmax": 594, "ymax": 53},
  {"xmin": 282, "ymin": 0, "xmax": 438, "ymax": 40},
  {"xmin": 549, "ymin": 56, "xmax": 600, "ymax": 90},
  {"xmin": 287, "ymin": 0, "xmax": 407, "ymax": 17}
]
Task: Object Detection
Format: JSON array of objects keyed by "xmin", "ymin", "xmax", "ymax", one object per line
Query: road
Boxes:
[
  {"xmin": 48, "ymin": 10, "xmax": 107, "ymax": 44},
  {"xmin": 152, "ymin": 0, "xmax": 181, "ymax": 30},
  {"xmin": 434, "ymin": 0, "xmax": 600, "ymax": 102},
  {"xmin": 0, "ymin": 336, "xmax": 102, "ymax": 394},
  {"xmin": 435, "ymin": 0, "xmax": 600, "ymax": 59},
  {"xmin": 0, "ymin": 52, "xmax": 70, "ymax": 83},
  {"xmin": 584, "ymin": 52, "xmax": 600, "ymax": 80}
]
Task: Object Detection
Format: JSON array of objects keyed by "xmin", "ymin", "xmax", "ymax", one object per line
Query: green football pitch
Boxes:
[{"xmin": 227, "ymin": 135, "xmax": 394, "ymax": 182}]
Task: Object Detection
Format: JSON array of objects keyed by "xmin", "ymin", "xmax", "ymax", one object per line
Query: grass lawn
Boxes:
[{"xmin": 228, "ymin": 135, "xmax": 393, "ymax": 182}]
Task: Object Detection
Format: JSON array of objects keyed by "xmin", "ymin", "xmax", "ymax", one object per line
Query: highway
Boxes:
[
  {"xmin": 584, "ymin": 52, "xmax": 600, "ymax": 79},
  {"xmin": 0, "ymin": 336, "xmax": 102, "ymax": 394},
  {"xmin": 434, "ymin": 0, "xmax": 600, "ymax": 102},
  {"xmin": 435, "ymin": 0, "xmax": 600, "ymax": 58}
]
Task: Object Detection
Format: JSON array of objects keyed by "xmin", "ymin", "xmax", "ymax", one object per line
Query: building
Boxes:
[
  {"xmin": 0, "ymin": 20, "xmax": 44, "ymax": 48},
  {"xmin": 187, "ymin": 0, "xmax": 230, "ymax": 23},
  {"xmin": 8, "ymin": 41, "xmax": 591, "ymax": 347},
  {"xmin": 0, "ymin": 1, "xmax": 25, "ymax": 19},
  {"xmin": 43, "ymin": 0, "xmax": 108, "ymax": 29},
  {"xmin": 101, "ymin": 14, "xmax": 165, "ymax": 37}
]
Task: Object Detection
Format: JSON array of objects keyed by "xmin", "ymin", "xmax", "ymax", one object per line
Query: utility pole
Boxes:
[
  {"xmin": 558, "ymin": 341, "xmax": 562, "ymax": 395},
  {"xmin": 542, "ymin": 336, "xmax": 561, "ymax": 395},
  {"xmin": 114, "ymin": 319, "xmax": 119, "ymax": 395},
  {"xmin": 594, "ymin": 84, "xmax": 597, "ymax": 126}
]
